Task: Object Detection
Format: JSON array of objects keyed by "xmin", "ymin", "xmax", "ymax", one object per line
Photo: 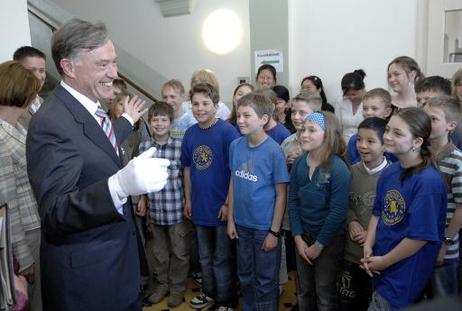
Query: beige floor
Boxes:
[{"xmin": 142, "ymin": 272, "xmax": 298, "ymax": 311}]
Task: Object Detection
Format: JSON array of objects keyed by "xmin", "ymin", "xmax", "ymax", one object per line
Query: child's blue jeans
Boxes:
[
  {"xmin": 431, "ymin": 258, "xmax": 459, "ymax": 296},
  {"xmin": 196, "ymin": 224, "xmax": 235, "ymax": 305},
  {"xmin": 236, "ymin": 225, "xmax": 281, "ymax": 311}
]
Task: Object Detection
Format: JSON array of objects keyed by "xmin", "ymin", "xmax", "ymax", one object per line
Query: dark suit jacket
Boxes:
[{"xmin": 26, "ymin": 85, "xmax": 141, "ymax": 311}]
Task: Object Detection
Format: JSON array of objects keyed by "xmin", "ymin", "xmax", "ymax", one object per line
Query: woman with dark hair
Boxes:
[
  {"xmin": 301, "ymin": 75, "xmax": 335, "ymax": 113},
  {"xmin": 228, "ymin": 83, "xmax": 254, "ymax": 130},
  {"xmin": 334, "ymin": 69, "xmax": 366, "ymax": 142},
  {"xmin": 272, "ymin": 85, "xmax": 295, "ymax": 133},
  {"xmin": 256, "ymin": 64, "xmax": 277, "ymax": 89},
  {"xmin": 362, "ymin": 107, "xmax": 447, "ymax": 310}
]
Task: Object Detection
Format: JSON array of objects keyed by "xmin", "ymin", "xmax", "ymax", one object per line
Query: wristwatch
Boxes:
[
  {"xmin": 268, "ymin": 229, "xmax": 280, "ymax": 238},
  {"xmin": 314, "ymin": 241, "xmax": 324, "ymax": 250},
  {"xmin": 444, "ymin": 236, "xmax": 455, "ymax": 245}
]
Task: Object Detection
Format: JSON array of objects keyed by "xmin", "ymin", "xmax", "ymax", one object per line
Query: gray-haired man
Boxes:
[{"xmin": 26, "ymin": 19, "xmax": 169, "ymax": 311}]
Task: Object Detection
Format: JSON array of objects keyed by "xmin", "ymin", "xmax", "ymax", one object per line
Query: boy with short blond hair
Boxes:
[
  {"xmin": 347, "ymin": 88, "xmax": 393, "ymax": 164},
  {"xmin": 161, "ymin": 79, "xmax": 196, "ymax": 139},
  {"xmin": 361, "ymin": 88, "xmax": 392, "ymax": 119},
  {"xmin": 228, "ymin": 92, "xmax": 289, "ymax": 310},
  {"xmin": 181, "ymin": 83, "xmax": 239, "ymax": 310},
  {"xmin": 138, "ymin": 102, "xmax": 191, "ymax": 308},
  {"xmin": 281, "ymin": 91, "xmax": 323, "ymax": 166},
  {"xmin": 423, "ymin": 95, "xmax": 462, "ymax": 296}
]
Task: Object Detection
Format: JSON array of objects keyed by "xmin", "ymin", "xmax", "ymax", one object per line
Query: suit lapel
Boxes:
[{"xmin": 54, "ymin": 85, "xmax": 122, "ymax": 167}]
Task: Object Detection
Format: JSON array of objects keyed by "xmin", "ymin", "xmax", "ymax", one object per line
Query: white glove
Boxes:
[{"xmin": 110, "ymin": 147, "xmax": 170, "ymax": 197}]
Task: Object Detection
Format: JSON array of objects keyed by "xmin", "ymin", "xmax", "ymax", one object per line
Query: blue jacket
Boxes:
[{"xmin": 288, "ymin": 153, "xmax": 351, "ymax": 245}]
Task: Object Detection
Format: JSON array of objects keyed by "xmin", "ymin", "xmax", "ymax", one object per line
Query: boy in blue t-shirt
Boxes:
[
  {"xmin": 228, "ymin": 92, "xmax": 289, "ymax": 311},
  {"xmin": 181, "ymin": 83, "xmax": 239, "ymax": 310}
]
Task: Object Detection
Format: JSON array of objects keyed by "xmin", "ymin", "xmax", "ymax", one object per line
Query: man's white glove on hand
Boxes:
[{"xmin": 110, "ymin": 147, "xmax": 170, "ymax": 198}]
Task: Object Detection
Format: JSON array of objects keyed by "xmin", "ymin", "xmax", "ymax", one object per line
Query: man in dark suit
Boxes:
[{"xmin": 26, "ymin": 19, "xmax": 169, "ymax": 311}]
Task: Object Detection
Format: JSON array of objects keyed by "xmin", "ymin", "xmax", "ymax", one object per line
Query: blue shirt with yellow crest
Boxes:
[
  {"xmin": 372, "ymin": 162, "xmax": 447, "ymax": 309},
  {"xmin": 181, "ymin": 119, "xmax": 239, "ymax": 226}
]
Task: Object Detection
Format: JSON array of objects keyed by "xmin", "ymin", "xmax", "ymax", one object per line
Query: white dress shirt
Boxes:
[{"xmin": 60, "ymin": 81, "xmax": 133, "ymax": 214}]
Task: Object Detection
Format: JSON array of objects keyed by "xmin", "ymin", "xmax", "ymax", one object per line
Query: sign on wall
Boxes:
[{"xmin": 255, "ymin": 49, "xmax": 284, "ymax": 73}]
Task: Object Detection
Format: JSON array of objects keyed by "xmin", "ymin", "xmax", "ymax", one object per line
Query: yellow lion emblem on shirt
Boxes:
[
  {"xmin": 193, "ymin": 145, "xmax": 213, "ymax": 170},
  {"xmin": 382, "ymin": 189, "xmax": 406, "ymax": 225}
]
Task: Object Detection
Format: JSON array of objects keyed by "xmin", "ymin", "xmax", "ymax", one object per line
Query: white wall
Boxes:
[
  {"xmin": 45, "ymin": 0, "xmax": 421, "ymax": 103},
  {"xmin": 289, "ymin": 0, "xmax": 418, "ymax": 103},
  {"xmin": 50, "ymin": 0, "xmax": 251, "ymax": 105},
  {"xmin": 0, "ymin": 0, "xmax": 31, "ymax": 62}
]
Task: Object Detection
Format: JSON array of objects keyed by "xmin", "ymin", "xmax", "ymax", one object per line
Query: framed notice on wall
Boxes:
[{"xmin": 255, "ymin": 49, "xmax": 284, "ymax": 73}]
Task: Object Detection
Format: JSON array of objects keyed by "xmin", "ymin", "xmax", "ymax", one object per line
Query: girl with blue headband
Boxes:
[{"xmin": 288, "ymin": 111, "xmax": 351, "ymax": 309}]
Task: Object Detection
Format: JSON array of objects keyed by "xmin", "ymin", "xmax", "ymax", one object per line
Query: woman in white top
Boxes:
[
  {"xmin": 387, "ymin": 56, "xmax": 424, "ymax": 109},
  {"xmin": 335, "ymin": 69, "xmax": 366, "ymax": 142}
]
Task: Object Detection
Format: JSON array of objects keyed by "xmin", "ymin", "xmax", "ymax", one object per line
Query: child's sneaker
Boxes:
[
  {"xmin": 207, "ymin": 303, "xmax": 232, "ymax": 311},
  {"xmin": 190, "ymin": 293, "xmax": 214, "ymax": 309},
  {"xmin": 192, "ymin": 271, "xmax": 203, "ymax": 286},
  {"xmin": 215, "ymin": 306, "xmax": 235, "ymax": 311}
]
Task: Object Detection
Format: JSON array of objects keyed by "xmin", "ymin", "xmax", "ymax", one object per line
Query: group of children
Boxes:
[{"xmin": 119, "ymin": 62, "xmax": 462, "ymax": 311}]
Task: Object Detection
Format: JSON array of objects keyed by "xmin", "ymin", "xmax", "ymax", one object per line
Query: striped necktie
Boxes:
[{"xmin": 95, "ymin": 106, "xmax": 119, "ymax": 156}]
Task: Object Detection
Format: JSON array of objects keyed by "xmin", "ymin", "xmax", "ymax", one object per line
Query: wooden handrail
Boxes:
[
  {"xmin": 28, "ymin": 5, "xmax": 59, "ymax": 30},
  {"xmin": 27, "ymin": 7, "xmax": 159, "ymax": 103},
  {"xmin": 118, "ymin": 72, "xmax": 159, "ymax": 103}
]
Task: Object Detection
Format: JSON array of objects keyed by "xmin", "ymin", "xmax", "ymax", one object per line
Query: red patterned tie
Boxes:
[{"xmin": 95, "ymin": 106, "xmax": 119, "ymax": 156}]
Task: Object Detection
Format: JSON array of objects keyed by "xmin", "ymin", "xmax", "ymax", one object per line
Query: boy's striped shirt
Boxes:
[{"xmin": 435, "ymin": 142, "xmax": 462, "ymax": 260}]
